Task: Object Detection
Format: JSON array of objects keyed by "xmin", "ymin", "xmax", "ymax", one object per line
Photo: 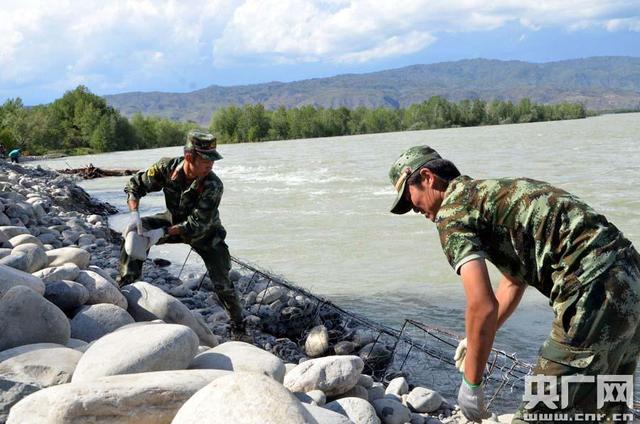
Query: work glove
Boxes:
[
  {"xmin": 454, "ymin": 337, "xmax": 467, "ymax": 372},
  {"xmin": 458, "ymin": 377, "xmax": 491, "ymax": 422},
  {"xmin": 123, "ymin": 210, "xmax": 143, "ymax": 237},
  {"xmin": 143, "ymin": 228, "xmax": 165, "ymax": 248}
]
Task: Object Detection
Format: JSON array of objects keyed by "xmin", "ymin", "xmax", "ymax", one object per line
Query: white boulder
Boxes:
[
  {"xmin": 45, "ymin": 247, "xmax": 90, "ymax": 269},
  {"xmin": 70, "ymin": 303, "xmax": 135, "ymax": 342},
  {"xmin": 75, "ymin": 270, "xmax": 127, "ymax": 309},
  {"xmin": 284, "ymin": 355, "xmax": 364, "ymax": 396},
  {"xmin": 325, "ymin": 397, "xmax": 381, "ymax": 424}
]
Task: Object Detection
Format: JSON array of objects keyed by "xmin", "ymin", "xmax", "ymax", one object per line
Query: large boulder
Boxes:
[
  {"xmin": 75, "ymin": 270, "xmax": 127, "ymax": 309},
  {"xmin": 305, "ymin": 325, "xmax": 330, "ymax": 357},
  {"xmin": 70, "ymin": 304, "xmax": 135, "ymax": 342},
  {"xmin": 45, "ymin": 247, "xmax": 90, "ymax": 269},
  {"xmin": 121, "ymin": 281, "xmax": 216, "ymax": 347},
  {"xmin": 325, "ymin": 398, "xmax": 381, "ymax": 424},
  {"xmin": 172, "ymin": 372, "xmax": 318, "ymax": 424},
  {"xmin": 0, "ymin": 286, "xmax": 70, "ymax": 351},
  {"xmin": 284, "ymin": 356, "xmax": 364, "ymax": 396},
  {"xmin": 33, "ymin": 263, "xmax": 80, "ymax": 283},
  {"xmin": 302, "ymin": 404, "xmax": 355, "ymax": 424},
  {"xmin": 405, "ymin": 387, "xmax": 444, "ymax": 413},
  {"xmin": 0, "ymin": 226, "xmax": 29, "ymax": 239},
  {"xmin": 44, "ymin": 280, "xmax": 89, "ymax": 312},
  {"xmin": 372, "ymin": 399, "xmax": 411, "ymax": 424},
  {"xmin": 12, "ymin": 243, "xmax": 48, "ymax": 272},
  {"xmin": 0, "ymin": 343, "xmax": 82, "ymax": 386},
  {"xmin": 0, "ymin": 264, "xmax": 45, "ymax": 297},
  {"xmin": 189, "ymin": 341, "xmax": 286, "ymax": 383},
  {"xmin": 71, "ymin": 322, "xmax": 199, "ymax": 383},
  {"xmin": 8, "ymin": 234, "xmax": 44, "ymax": 248},
  {"xmin": 6, "ymin": 369, "xmax": 230, "ymax": 424},
  {"xmin": 0, "ymin": 252, "xmax": 29, "ymax": 271}
]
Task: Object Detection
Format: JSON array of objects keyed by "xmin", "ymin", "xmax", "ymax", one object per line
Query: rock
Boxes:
[
  {"xmin": 34, "ymin": 263, "xmax": 80, "ymax": 282},
  {"xmin": 367, "ymin": 382, "xmax": 385, "ymax": 402},
  {"xmin": 0, "ymin": 212, "xmax": 11, "ymax": 227},
  {"xmin": 340, "ymin": 384, "xmax": 369, "ymax": 400},
  {"xmin": 75, "ymin": 270, "xmax": 128, "ymax": 309},
  {"xmin": 285, "ymin": 362, "xmax": 298, "ymax": 375},
  {"xmin": 294, "ymin": 391, "xmax": 316, "ymax": 404},
  {"xmin": 0, "ymin": 226, "xmax": 30, "ymax": 239},
  {"xmin": 6, "ymin": 369, "xmax": 230, "ymax": 424},
  {"xmin": 406, "ymin": 387, "xmax": 444, "ymax": 413},
  {"xmin": 0, "ymin": 264, "xmax": 45, "ymax": 296},
  {"xmin": 410, "ymin": 413, "xmax": 425, "ymax": 424},
  {"xmin": 358, "ymin": 343, "xmax": 392, "ymax": 369},
  {"xmin": 0, "ymin": 248, "xmax": 11, "ymax": 259},
  {"xmin": 172, "ymin": 372, "xmax": 318, "ymax": 424},
  {"xmin": 352, "ymin": 329, "xmax": 376, "ymax": 348},
  {"xmin": 307, "ymin": 389, "xmax": 327, "ymax": 406},
  {"xmin": 0, "ymin": 378, "xmax": 40, "ymax": 424},
  {"xmin": 357, "ymin": 374, "xmax": 374, "ymax": 389},
  {"xmin": 71, "ymin": 322, "xmax": 199, "ymax": 383},
  {"xmin": 302, "ymin": 404, "xmax": 353, "ymax": 424},
  {"xmin": 65, "ymin": 338, "xmax": 89, "ymax": 351},
  {"xmin": 37, "ymin": 233, "xmax": 59, "ymax": 245},
  {"xmin": 306, "ymin": 325, "xmax": 330, "ymax": 357},
  {"xmin": 8, "ymin": 234, "xmax": 43, "ymax": 248},
  {"xmin": 256, "ymin": 286, "xmax": 286, "ymax": 304},
  {"xmin": 121, "ymin": 282, "xmax": 217, "ymax": 347},
  {"xmin": 189, "ymin": 341, "xmax": 286, "ymax": 383},
  {"xmin": 0, "ymin": 286, "xmax": 70, "ymax": 351},
  {"xmin": 385, "ymin": 377, "xmax": 409, "ymax": 396},
  {"xmin": 44, "ymin": 279, "xmax": 90, "ymax": 311},
  {"xmin": 284, "ymin": 355, "xmax": 364, "ymax": 396},
  {"xmin": 86, "ymin": 214, "xmax": 102, "ymax": 225},
  {"xmin": 0, "ymin": 343, "xmax": 82, "ymax": 386},
  {"xmin": 372, "ymin": 398, "xmax": 412, "ymax": 424},
  {"xmin": 87, "ymin": 265, "xmax": 118, "ymax": 287},
  {"xmin": 12, "ymin": 243, "xmax": 48, "ymax": 272},
  {"xmin": 325, "ymin": 397, "xmax": 381, "ymax": 424},
  {"xmin": 0, "ymin": 252, "xmax": 29, "ymax": 271},
  {"xmin": 70, "ymin": 303, "xmax": 136, "ymax": 342},
  {"xmin": 335, "ymin": 340, "xmax": 356, "ymax": 355},
  {"xmin": 45, "ymin": 246, "xmax": 91, "ymax": 269}
]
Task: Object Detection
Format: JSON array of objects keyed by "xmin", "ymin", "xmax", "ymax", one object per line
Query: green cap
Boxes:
[
  {"xmin": 185, "ymin": 130, "xmax": 223, "ymax": 161},
  {"xmin": 388, "ymin": 145, "xmax": 441, "ymax": 214}
]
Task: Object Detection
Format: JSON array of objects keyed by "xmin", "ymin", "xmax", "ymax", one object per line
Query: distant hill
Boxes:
[{"xmin": 104, "ymin": 57, "xmax": 640, "ymax": 125}]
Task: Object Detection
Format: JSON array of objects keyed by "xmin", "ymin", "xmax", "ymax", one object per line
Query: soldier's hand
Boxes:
[
  {"xmin": 124, "ymin": 210, "xmax": 143, "ymax": 237},
  {"xmin": 458, "ymin": 377, "xmax": 490, "ymax": 422},
  {"xmin": 144, "ymin": 228, "xmax": 165, "ymax": 247},
  {"xmin": 454, "ymin": 337, "xmax": 467, "ymax": 372}
]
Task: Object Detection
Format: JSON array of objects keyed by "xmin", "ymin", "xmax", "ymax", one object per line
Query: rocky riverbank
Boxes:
[{"xmin": 0, "ymin": 160, "xmax": 513, "ymax": 424}]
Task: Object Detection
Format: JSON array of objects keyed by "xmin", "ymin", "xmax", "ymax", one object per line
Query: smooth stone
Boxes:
[
  {"xmin": 294, "ymin": 391, "xmax": 316, "ymax": 405},
  {"xmin": 340, "ymin": 384, "xmax": 369, "ymax": 400},
  {"xmin": 0, "ymin": 286, "xmax": 70, "ymax": 351},
  {"xmin": 307, "ymin": 389, "xmax": 327, "ymax": 406},
  {"xmin": 406, "ymin": 387, "xmax": 444, "ymax": 413},
  {"xmin": 385, "ymin": 377, "xmax": 409, "ymax": 396},
  {"xmin": 12, "ymin": 243, "xmax": 48, "ymax": 272},
  {"xmin": 46, "ymin": 247, "xmax": 90, "ymax": 269},
  {"xmin": 0, "ymin": 379, "xmax": 39, "ymax": 424},
  {"xmin": 326, "ymin": 397, "xmax": 381, "ymax": 424},
  {"xmin": 256, "ymin": 286, "xmax": 286, "ymax": 304},
  {"xmin": 65, "ymin": 338, "xmax": 89, "ymax": 351},
  {"xmin": 189, "ymin": 340, "xmax": 286, "ymax": 382},
  {"xmin": 87, "ymin": 265, "xmax": 118, "ymax": 287},
  {"xmin": 37, "ymin": 233, "xmax": 59, "ymax": 245},
  {"xmin": 372, "ymin": 398, "xmax": 412, "ymax": 424},
  {"xmin": 172, "ymin": 372, "xmax": 318, "ymax": 424},
  {"xmin": 357, "ymin": 374, "xmax": 374, "ymax": 389},
  {"xmin": 71, "ymin": 322, "xmax": 199, "ymax": 383},
  {"xmin": 34, "ymin": 263, "xmax": 80, "ymax": 282},
  {"xmin": 121, "ymin": 282, "xmax": 216, "ymax": 347},
  {"xmin": 0, "ymin": 252, "xmax": 29, "ymax": 271},
  {"xmin": 86, "ymin": 214, "xmax": 102, "ymax": 224},
  {"xmin": 410, "ymin": 413, "xmax": 425, "ymax": 424},
  {"xmin": 75, "ymin": 270, "xmax": 128, "ymax": 309},
  {"xmin": 70, "ymin": 303, "xmax": 136, "ymax": 342},
  {"xmin": 0, "ymin": 226, "xmax": 30, "ymax": 239},
  {"xmin": 302, "ymin": 403, "xmax": 353, "ymax": 424},
  {"xmin": 0, "ymin": 343, "xmax": 82, "ymax": 386},
  {"xmin": 305, "ymin": 324, "xmax": 330, "ymax": 357},
  {"xmin": 6, "ymin": 369, "xmax": 230, "ymax": 424},
  {"xmin": 8, "ymin": 234, "xmax": 43, "ymax": 248},
  {"xmin": 285, "ymin": 362, "xmax": 298, "ymax": 375},
  {"xmin": 44, "ymin": 279, "xmax": 90, "ymax": 311},
  {"xmin": 367, "ymin": 382, "xmax": 386, "ymax": 402},
  {"xmin": 358, "ymin": 343, "xmax": 392, "ymax": 368},
  {"xmin": 335, "ymin": 340, "xmax": 356, "ymax": 355},
  {"xmin": 0, "ymin": 248, "xmax": 11, "ymax": 259},
  {"xmin": 284, "ymin": 355, "xmax": 364, "ymax": 396},
  {"xmin": 0, "ymin": 212, "xmax": 10, "ymax": 227}
]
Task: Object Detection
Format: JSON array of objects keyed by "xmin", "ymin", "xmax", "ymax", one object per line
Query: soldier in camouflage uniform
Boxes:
[
  {"xmin": 118, "ymin": 130, "xmax": 248, "ymax": 338},
  {"xmin": 388, "ymin": 145, "xmax": 640, "ymax": 422}
]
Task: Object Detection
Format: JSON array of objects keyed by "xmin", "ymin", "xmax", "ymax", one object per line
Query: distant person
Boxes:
[
  {"xmin": 118, "ymin": 130, "xmax": 250, "ymax": 341},
  {"xmin": 8, "ymin": 148, "xmax": 21, "ymax": 163},
  {"xmin": 388, "ymin": 145, "xmax": 640, "ymax": 422}
]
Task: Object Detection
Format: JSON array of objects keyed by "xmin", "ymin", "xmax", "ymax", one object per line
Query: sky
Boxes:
[{"xmin": 1, "ymin": 0, "xmax": 639, "ymax": 105}]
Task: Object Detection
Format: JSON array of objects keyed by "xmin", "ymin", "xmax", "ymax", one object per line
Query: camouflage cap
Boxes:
[
  {"xmin": 388, "ymin": 145, "xmax": 442, "ymax": 214},
  {"xmin": 185, "ymin": 130, "xmax": 223, "ymax": 161}
]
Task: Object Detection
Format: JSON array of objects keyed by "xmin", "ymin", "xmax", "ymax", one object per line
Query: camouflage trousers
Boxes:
[
  {"xmin": 117, "ymin": 211, "xmax": 245, "ymax": 329},
  {"xmin": 513, "ymin": 246, "xmax": 640, "ymax": 423}
]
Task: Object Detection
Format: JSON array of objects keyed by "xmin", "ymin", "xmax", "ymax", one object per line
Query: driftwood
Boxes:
[{"xmin": 58, "ymin": 164, "xmax": 139, "ymax": 179}]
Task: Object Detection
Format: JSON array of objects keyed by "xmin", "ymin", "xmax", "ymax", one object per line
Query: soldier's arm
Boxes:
[
  {"xmin": 495, "ymin": 273, "xmax": 526, "ymax": 329},
  {"xmin": 124, "ymin": 159, "xmax": 169, "ymax": 206},
  {"xmin": 459, "ymin": 258, "xmax": 498, "ymax": 386}
]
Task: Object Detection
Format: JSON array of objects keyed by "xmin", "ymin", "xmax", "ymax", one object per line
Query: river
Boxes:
[{"xmin": 32, "ymin": 112, "xmax": 640, "ymax": 370}]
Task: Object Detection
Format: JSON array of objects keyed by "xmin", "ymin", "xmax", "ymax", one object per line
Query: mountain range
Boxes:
[{"xmin": 104, "ymin": 57, "xmax": 640, "ymax": 125}]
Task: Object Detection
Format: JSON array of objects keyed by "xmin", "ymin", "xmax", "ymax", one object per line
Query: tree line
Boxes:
[{"xmin": 0, "ymin": 85, "xmax": 588, "ymax": 156}]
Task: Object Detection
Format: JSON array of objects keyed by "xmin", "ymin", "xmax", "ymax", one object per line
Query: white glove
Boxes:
[
  {"xmin": 123, "ymin": 210, "xmax": 143, "ymax": 237},
  {"xmin": 144, "ymin": 228, "xmax": 165, "ymax": 247},
  {"xmin": 458, "ymin": 378, "xmax": 491, "ymax": 422},
  {"xmin": 454, "ymin": 337, "xmax": 467, "ymax": 372}
]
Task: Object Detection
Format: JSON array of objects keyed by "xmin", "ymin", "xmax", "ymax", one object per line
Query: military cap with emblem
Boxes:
[
  {"xmin": 388, "ymin": 145, "xmax": 442, "ymax": 214},
  {"xmin": 185, "ymin": 130, "xmax": 223, "ymax": 161}
]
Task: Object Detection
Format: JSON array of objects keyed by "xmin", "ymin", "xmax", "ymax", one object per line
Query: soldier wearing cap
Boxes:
[
  {"xmin": 388, "ymin": 146, "xmax": 640, "ymax": 422},
  {"xmin": 118, "ymin": 130, "xmax": 248, "ymax": 340}
]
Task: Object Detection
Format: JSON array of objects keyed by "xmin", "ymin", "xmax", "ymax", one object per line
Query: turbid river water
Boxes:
[{"xmin": 33, "ymin": 113, "xmax": 640, "ymax": 371}]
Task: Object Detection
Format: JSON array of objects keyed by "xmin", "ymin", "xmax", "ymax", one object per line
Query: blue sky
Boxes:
[{"xmin": 1, "ymin": 0, "xmax": 639, "ymax": 105}]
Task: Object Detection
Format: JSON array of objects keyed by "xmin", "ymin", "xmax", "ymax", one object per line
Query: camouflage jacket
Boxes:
[
  {"xmin": 436, "ymin": 176, "xmax": 632, "ymax": 304},
  {"xmin": 124, "ymin": 157, "xmax": 224, "ymax": 242}
]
